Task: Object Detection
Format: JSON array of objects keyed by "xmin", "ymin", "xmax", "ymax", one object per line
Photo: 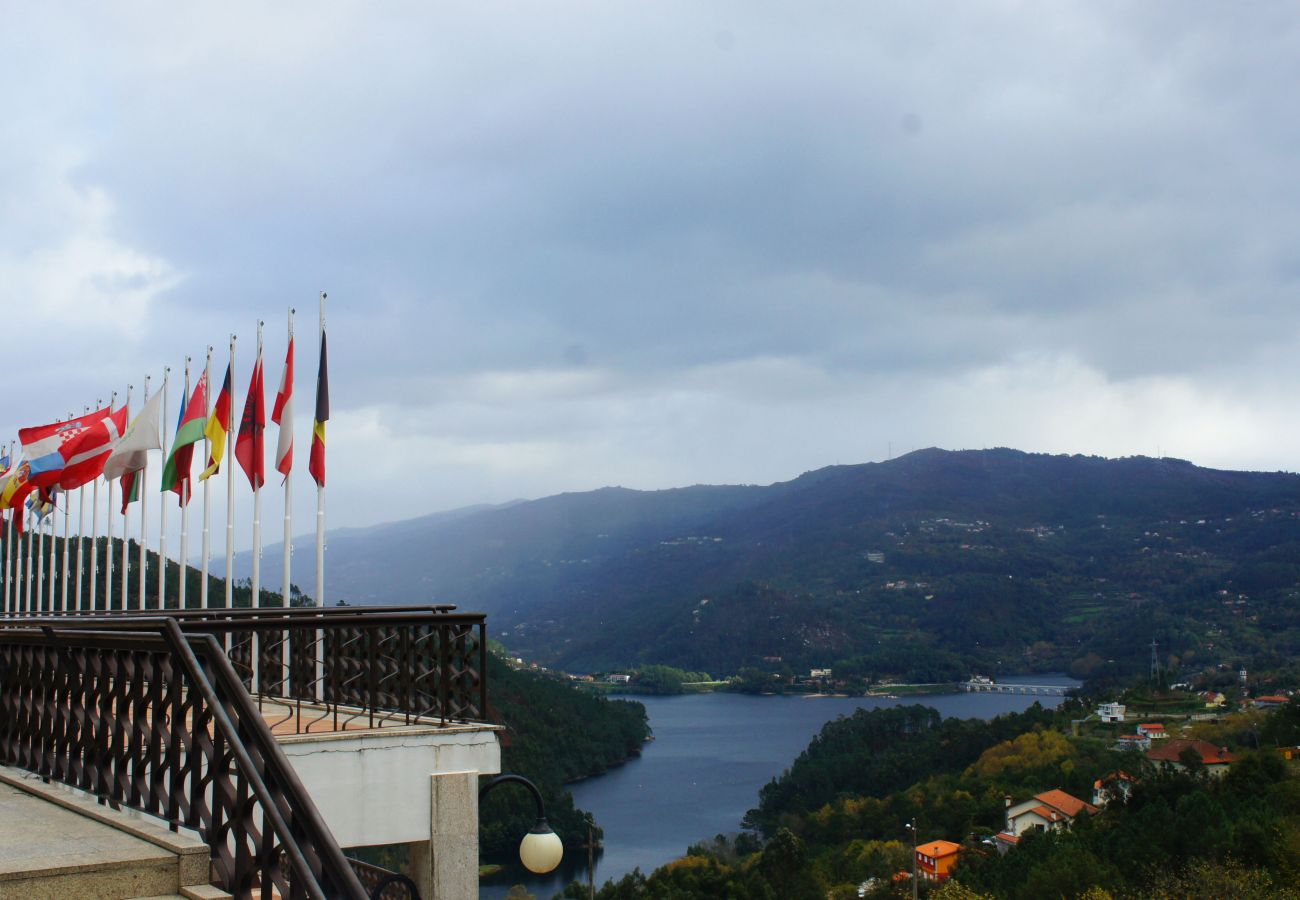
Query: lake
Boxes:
[{"xmin": 481, "ymin": 675, "xmax": 1078, "ymax": 898}]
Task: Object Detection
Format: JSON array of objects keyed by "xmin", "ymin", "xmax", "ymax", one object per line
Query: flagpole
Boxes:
[
  {"xmin": 139, "ymin": 375, "xmax": 151, "ymax": 610},
  {"xmin": 158, "ymin": 369, "xmax": 170, "ymax": 608},
  {"xmin": 61, "ymin": 437, "xmax": 72, "ymax": 611},
  {"xmin": 283, "ymin": 308, "xmax": 294, "ymax": 612},
  {"xmin": 76, "ymin": 426, "xmax": 87, "ymax": 609},
  {"xmin": 315, "ymin": 294, "xmax": 327, "ymax": 697},
  {"xmin": 178, "ymin": 359, "xmax": 191, "ymax": 610},
  {"xmin": 3, "ymin": 445, "xmax": 11, "ymax": 614},
  {"xmin": 225, "ymin": 335, "xmax": 236, "ymax": 608},
  {"xmin": 106, "ymin": 389, "xmax": 126, "ymax": 612},
  {"xmin": 35, "ymin": 496, "xmax": 45, "ymax": 611},
  {"xmin": 252, "ymin": 320, "xmax": 264, "ymax": 692},
  {"xmin": 200, "ymin": 347, "xmax": 213, "ymax": 608},
  {"xmin": 90, "ymin": 397, "xmax": 107, "ymax": 611},
  {"xmin": 46, "ymin": 497, "xmax": 56, "ymax": 611},
  {"xmin": 19, "ymin": 512, "xmax": 28, "ymax": 611}
]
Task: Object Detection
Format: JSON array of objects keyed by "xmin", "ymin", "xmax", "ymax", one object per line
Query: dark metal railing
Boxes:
[
  {"xmin": 0, "ymin": 618, "xmax": 369, "ymax": 899},
  {"xmin": 347, "ymin": 857, "xmax": 422, "ymax": 899},
  {"xmin": 3, "ymin": 606, "xmax": 489, "ymax": 734}
]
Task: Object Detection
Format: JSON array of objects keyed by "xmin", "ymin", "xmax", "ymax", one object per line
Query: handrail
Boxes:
[
  {"xmin": 160, "ymin": 618, "xmax": 367, "ymax": 899},
  {"xmin": 0, "ymin": 619, "xmax": 368, "ymax": 899},
  {"xmin": 3, "ymin": 606, "xmax": 490, "ymax": 734}
]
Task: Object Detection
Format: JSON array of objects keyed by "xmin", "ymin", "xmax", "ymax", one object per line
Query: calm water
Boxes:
[{"xmin": 481, "ymin": 675, "xmax": 1078, "ymax": 898}]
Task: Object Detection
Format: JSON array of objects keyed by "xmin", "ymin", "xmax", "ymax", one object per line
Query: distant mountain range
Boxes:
[{"xmin": 237, "ymin": 448, "xmax": 1300, "ymax": 677}]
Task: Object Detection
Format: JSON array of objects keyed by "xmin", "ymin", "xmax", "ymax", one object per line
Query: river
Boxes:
[{"xmin": 480, "ymin": 675, "xmax": 1078, "ymax": 898}]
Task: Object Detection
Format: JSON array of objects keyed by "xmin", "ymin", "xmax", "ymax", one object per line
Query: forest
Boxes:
[{"xmin": 558, "ymin": 698, "xmax": 1300, "ymax": 899}]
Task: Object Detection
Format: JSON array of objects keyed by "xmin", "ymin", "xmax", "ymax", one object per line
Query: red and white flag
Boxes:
[{"xmin": 271, "ymin": 336, "xmax": 293, "ymax": 480}]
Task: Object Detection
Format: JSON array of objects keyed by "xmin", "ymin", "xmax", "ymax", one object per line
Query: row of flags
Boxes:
[{"xmin": 0, "ymin": 328, "xmax": 330, "ymax": 534}]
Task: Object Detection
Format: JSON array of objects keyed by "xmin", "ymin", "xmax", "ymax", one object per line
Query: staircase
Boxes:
[{"xmin": 0, "ymin": 771, "xmax": 231, "ymax": 900}]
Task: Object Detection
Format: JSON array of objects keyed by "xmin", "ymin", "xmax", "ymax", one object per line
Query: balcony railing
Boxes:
[
  {"xmin": 0, "ymin": 616, "xmax": 369, "ymax": 899},
  {"xmin": 5, "ymin": 605, "xmax": 489, "ymax": 735}
]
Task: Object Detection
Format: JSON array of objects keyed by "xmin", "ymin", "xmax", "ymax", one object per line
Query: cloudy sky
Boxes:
[{"xmin": 5, "ymin": 2, "xmax": 1300, "ymax": 546}]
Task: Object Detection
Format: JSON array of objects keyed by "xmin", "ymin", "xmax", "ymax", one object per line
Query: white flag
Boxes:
[{"xmin": 102, "ymin": 390, "xmax": 164, "ymax": 481}]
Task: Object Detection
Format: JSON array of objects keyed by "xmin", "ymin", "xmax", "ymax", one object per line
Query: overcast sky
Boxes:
[{"xmin": 5, "ymin": 2, "xmax": 1300, "ymax": 547}]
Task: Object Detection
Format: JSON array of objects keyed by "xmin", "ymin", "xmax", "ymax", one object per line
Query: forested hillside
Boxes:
[{"xmin": 244, "ymin": 448, "xmax": 1300, "ymax": 682}]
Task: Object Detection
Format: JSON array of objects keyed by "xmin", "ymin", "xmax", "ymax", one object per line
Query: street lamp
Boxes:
[
  {"xmin": 904, "ymin": 818, "xmax": 918, "ymax": 900},
  {"xmin": 480, "ymin": 774, "xmax": 565, "ymax": 874}
]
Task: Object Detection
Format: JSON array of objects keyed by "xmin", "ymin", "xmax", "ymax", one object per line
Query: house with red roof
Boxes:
[
  {"xmin": 1146, "ymin": 739, "xmax": 1236, "ymax": 777},
  {"xmin": 1254, "ymin": 695, "xmax": 1290, "ymax": 709},
  {"xmin": 994, "ymin": 789, "xmax": 1099, "ymax": 853},
  {"xmin": 1113, "ymin": 733, "xmax": 1151, "ymax": 752},
  {"xmin": 914, "ymin": 840, "xmax": 961, "ymax": 882},
  {"xmin": 1136, "ymin": 723, "xmax": 1168, "ymax": 740}
]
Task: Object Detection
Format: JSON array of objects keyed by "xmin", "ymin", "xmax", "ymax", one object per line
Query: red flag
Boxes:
[
  {"xmin": 272, "ymin": 336, "xmax": 294, "ymax": 479},
  {"xmin": 309, "ymin": 330, "xmax": 329, "ymax": 488},
  {"xmin": 235, "ymin": 351, "xmax": 265, "ymax": 490}
]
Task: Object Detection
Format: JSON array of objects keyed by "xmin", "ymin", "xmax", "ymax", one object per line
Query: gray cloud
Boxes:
[{"xmin": 4, "ymin": 2, "xmax": 1300, "ymax": 548}]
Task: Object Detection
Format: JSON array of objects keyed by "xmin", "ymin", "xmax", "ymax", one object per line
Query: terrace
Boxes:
[{"xmin": 0, "ymin": 605, "xmax": 500, "ymax": 899}]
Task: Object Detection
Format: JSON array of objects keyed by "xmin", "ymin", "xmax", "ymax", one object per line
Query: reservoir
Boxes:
[{"xmin": 481, "ymin": 675, "xmax": 1078, "ymax": 898}]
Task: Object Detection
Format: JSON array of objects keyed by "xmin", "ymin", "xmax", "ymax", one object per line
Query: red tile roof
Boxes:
[
  {"xmin": 1034, "ymin": 789, "xmax": 1099, "ymax": 818},
  {"xmin": 1146, "ymin": 739, "xmax": 1236, "ymax": 765},
  {"xmin": 915, "ymin": 840, "xmax": 961, "ymax": 858}
]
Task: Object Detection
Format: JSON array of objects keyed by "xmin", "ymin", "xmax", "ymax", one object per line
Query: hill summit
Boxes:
[{"xmin": 243, "ymin": 448, "xmax": 1300, "ymax": 678}]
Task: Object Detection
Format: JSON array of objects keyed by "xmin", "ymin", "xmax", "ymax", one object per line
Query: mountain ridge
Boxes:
[{"xmin": 234, "ymin": 448, "xmax": 1300, "ymax": 677}]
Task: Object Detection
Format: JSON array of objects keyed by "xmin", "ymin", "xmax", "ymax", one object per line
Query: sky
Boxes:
[{"xmin": 4, "ymin": 2, "xmax": 1300, "ymax": 548}]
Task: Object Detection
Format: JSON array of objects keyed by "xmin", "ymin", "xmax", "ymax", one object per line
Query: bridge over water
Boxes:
[{"xmin": 959, "ymin": 680, "xmax": 1069, "ymax": 697}]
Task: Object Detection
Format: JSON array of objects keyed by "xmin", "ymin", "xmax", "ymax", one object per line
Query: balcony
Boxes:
[{"xmin": 0, "ymin": 605, "xmax": 501, "ymax": 899}]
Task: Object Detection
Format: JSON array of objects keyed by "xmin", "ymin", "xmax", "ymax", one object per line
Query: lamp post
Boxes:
[
  {"xmin": 480, "ymin": 774, "xmax": 565, "ymax": 875},
  {"xmin": 904, "ymin": 817, "xmax": 918, "ymax": 900}
]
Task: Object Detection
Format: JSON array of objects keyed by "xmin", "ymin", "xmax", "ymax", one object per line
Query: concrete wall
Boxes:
[{"xmin": 277, "ymin": 724, "xmax": 502, "ymax": 848}]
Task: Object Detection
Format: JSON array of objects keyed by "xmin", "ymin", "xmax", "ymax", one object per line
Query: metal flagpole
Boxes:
[
  {"xmin": 281, "ymin": 309, "xmax": 295, "ymax": 700},
  {"xmin": 116, "ymin": 382, "xmax": 131, "ymax": 608},
  {"xmin": 178, "ymin": 359, "xmax": 191, "ymax": 610},
  {"xmin": 76, "ymin": 417, "xmax": 87, "ymax": 609},
  {"xmin": 90, "ymin": 396, "xmax": 107, "ymax": 611},
  {"xmin": 19, "ymin": 513, "xmax": 29, "ymax": 613},
  {"xmin": 46, "ymin": 494, "xmax": 56, "ymax": 611},
  {"xmin": 35, "ymin": 497, "xmax": 44, "ymax": 611},
  {"xmin": 315, "ymin": 294, "xmax": 327, "ymax": 698},
  {"xmin": 61, "ymin": 441, "xmax": 72, "ymax": 610},
  {"xmin": 201, "ymin": 347, "xmax": 213, "ymax": 607},
  {"xmin": 283, "ymin": 308, "xmax": 294, "ymax": 611},
  {"xmin": 158, "ymin": 369, "xmax": 170, "ymax": 608},
  {"xmin": 252, "ymin": 321, "xmax": 263, "ymax": 691},
  {"xmin": 3, "ymin": 445, "xmax": 11, "ymax": 614},
  {"xmin": 138, "ymin": 375, "xmax": 151, "ymax": 610},
  {"xmin": 106, "ymin": 389, "xmax": 126, "ymax": 611},
  {"xmin": 225, "ymin": 335, "xmax": 236, "ymax": 608}
]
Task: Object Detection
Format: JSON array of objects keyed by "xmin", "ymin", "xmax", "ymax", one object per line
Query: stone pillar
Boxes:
[{"xmin": 411, "ymin": 770, "xmax": 479, "ymax": 900}]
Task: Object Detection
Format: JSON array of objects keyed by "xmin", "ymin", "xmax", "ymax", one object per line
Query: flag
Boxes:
[
  {"xmin": 103, "ymin": 390, "xmax": 164, "ymax": 482},
  {"xmin": 19, "ymin": 406, "xmax": 121, "ymax": 490},
  {"xmin": 272, "ymin": 336, "xmax": 293, "ymax": 480},
  {"xmin": 309, "ymin": 330, "xmax": 329, "ymax": 487},
  {"xmin": 235, "ymin": 350, "xmax": 265, "ymax": 490},
  {"xmin": 162, "ymin": 372, "xmax": 208, "ymax": 505},
  {"xmin": 56, "ymin": 406, "xmax": 131, "ymax": 491},
  {"xmin": 121, "ymin": 469, "xmax": 140, "ymax": 514},
  {"xmin": 0, "ymin": 461, "xmax": 33, "ymax": 511},
  {"xmin": 201, "ymin": 363, "xmax": 232, "ymax": 480}
]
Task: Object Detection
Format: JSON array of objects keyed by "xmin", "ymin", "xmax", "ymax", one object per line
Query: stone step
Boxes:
[{"xmin": 0, "ymin": 768, "xmax": 215, "ymax": 900}]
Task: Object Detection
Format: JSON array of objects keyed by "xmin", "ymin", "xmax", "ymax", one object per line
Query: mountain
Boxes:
[{"xmin": 237, "ymin": 449, "xmax": 1300, "ymax": 678}]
